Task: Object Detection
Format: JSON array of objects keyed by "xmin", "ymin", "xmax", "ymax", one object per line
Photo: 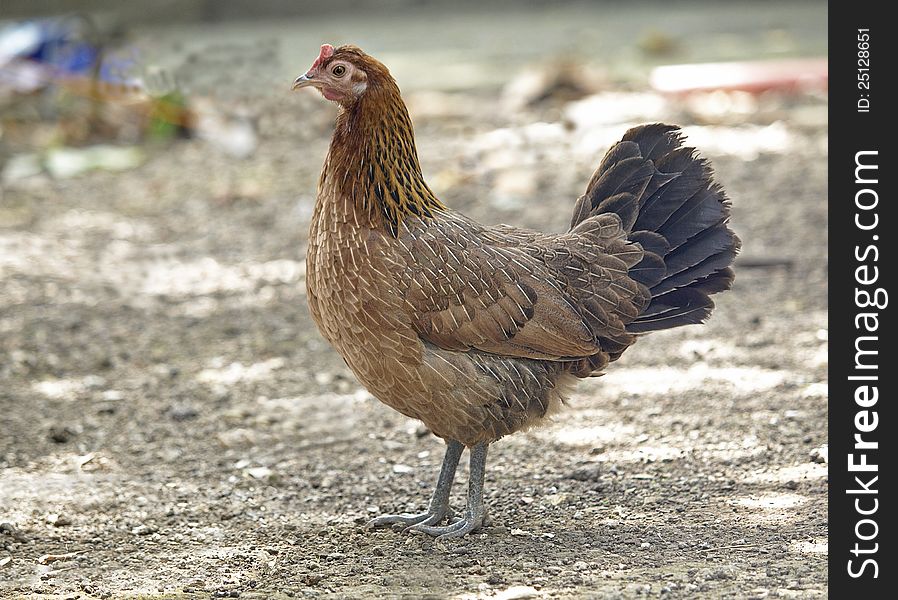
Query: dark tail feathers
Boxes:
[{"xmin": 570, "ymin": 123, "xmax": 741, "ymax": 334}]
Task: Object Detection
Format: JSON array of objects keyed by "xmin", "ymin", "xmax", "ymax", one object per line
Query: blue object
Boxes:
[
  {"xmin": 1, "ymin": 17, "xmax": 98, "ymax": 74},
  {"xmin": 0, "ymin": 16, "xmax": 137, "ymax": 86}
]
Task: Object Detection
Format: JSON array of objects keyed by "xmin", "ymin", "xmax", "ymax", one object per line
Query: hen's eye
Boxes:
[{"xmin": 332, "ymin": 65, "xmax": 347, "ymax": 77}]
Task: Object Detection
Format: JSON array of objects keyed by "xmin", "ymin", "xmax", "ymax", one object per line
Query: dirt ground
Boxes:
[{"xmin": 1, "ymin": 3, "xmax": 828, "ymax": 598}]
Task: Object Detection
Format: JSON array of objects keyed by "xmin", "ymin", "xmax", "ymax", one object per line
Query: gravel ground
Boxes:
[{"xmin": 1, "ymin": 3, "xmax": 827, "ymax": 598}]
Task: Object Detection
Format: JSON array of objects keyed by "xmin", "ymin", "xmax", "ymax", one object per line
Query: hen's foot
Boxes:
[
  {"xmin": 366, "ymin": 439, "xmax": 463, "ymax": 532},
  {"xmin": 407, "ymin": 508, "xmax": 484, "ymax": 539},
  {"xmin": 410, "ymin": 441, "xmax": 488, "ymax": 540},
  {"xmin": 366, "ymin": 506, "xmax": 454, "ymax": 530}
]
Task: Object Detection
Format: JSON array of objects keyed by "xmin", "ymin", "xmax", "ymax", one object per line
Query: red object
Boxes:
[
  {"xmin": 650, "ymin": 58, "xmax": 828, "ymax": 94},
  {"xmin": 309, "ymin": 44, "xmax": 335, "ymax": 72}
]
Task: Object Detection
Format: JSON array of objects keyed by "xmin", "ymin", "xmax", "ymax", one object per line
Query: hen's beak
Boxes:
[{"xmin": 292, "ymin": 73, "xmax": 316, "ymax": 91}]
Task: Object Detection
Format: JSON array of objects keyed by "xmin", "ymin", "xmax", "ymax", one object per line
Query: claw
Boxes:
[
  {"xmin": 400, "ymin": 509, "xmax": 448, "ymax": 531},
  {"xmin": 367, "ymin": 512, "xmax": 432, "ymax": 530},
  {"xmin": 408, "ymin": 512, "xmax": 482, "ymax": 538}
]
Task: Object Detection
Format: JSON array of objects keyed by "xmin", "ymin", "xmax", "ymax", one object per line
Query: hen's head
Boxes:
[{"xmin": 292, "ymin": 44, "xmax": 390, "ymax": 106}]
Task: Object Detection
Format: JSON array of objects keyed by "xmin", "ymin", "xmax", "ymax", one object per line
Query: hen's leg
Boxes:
[
  {"xmin": 408, "ymin": 442, "xmax": 487, "ymax": 539},
  {"xmin": 367, "ymin": 439, "xmax": 463, "ymax": 530}
]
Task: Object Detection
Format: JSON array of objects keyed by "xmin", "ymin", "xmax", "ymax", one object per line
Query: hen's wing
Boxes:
[{"xmin": 396, "ymin": 212, "xmax": 650, "ymax": 362}]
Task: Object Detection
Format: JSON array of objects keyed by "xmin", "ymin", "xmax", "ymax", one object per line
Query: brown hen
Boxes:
[{"xmin": 293, "ymin": 44, "xmax": 740, "ymax": 538}]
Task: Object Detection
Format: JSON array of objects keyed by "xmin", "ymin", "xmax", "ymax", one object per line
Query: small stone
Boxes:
[
  {"xmin": 0, "ymin": 523, "xmax": 25, "ymax": 541},
  {"xmin": 246, "ymin": 466, "xmax": 273, "ymax": 480},
  {"xmin": 82, "ymin": 375, "xmax": 107, "ymax": 389},
  {"xmin": 46, "ymin": 513, "xmax": 72, "ymax": 527},
  {"xmin": 810, "ymin": 444, "xmax": 828, "ymax": 464},
  {"xmin": 493, "ymin": 585, "xmax": 540, "ymax": 600},
  {"xmin": 131, "ymin": 524, "xmax": 155, "ymax": 536},
  {"xmin": 545, "ymin": 493, "xmax": 568, "ymax": 506},
  {"xmin": 314, "ymin": 372, "xmax": 334, "ymax": 386},
  {"xmin": 167, "ymin": 404, "xmax": 199, "ymax": 421},
  {"xmin": 392, "ymin": 464, "xmax": 414, "ymax": 474},
  {"xmin": 48, "ymin": 425, "xmax": 77, "ymax": 443},
  {"xmin": 568, "ymin": 465, "xmax": 602, "ymax": 482},
  {"xmin": 699, "ymin": 565, "xmax": 738, "ymax": 581}
]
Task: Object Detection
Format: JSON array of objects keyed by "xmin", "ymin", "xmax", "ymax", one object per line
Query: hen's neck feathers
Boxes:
[{"xmin": 322, "ymin": 75, "xmax": 444, "ymax": 237}]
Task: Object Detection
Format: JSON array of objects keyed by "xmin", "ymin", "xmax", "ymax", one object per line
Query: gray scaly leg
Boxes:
[
  {"xmin": 367, "ymin": 439, "xmax": 464, "ymax": 530},
  {"xmin": 409, "ymin": 442, "xmax": 488, "ymax": 539}
]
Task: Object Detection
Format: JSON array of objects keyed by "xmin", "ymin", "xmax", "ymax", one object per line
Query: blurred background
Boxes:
[{"xmin": 2, "ymin": 1, "xmax": 827, "ymax": 598}]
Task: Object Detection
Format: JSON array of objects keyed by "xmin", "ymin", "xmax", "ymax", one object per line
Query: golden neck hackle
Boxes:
[{"xmin": 321, "ymin": 76, "xmax": 444, "ymax": 236}]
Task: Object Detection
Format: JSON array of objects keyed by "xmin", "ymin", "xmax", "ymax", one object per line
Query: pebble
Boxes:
[
  {"xmin": 567, "ymin": 465, "xmax": 602, "ymax": 482},
  {"xmin": 48, "ymin": 425, "xmax": 77, "ymax": 444},
  {"xmin": 545, "ymin": 493, "xmax": 568, "ymax": 506},
  {"xmin": 810, "ymin": 444, "xmax": 828, "ymax": 464},
  {"xmin": 131, "ymin": 525, "xmax": 155, "ymax": 536},
  {"xmin": 699, "ymin": 565, "xmax": 738, "ymax": 581},
  {"xmin": 167, "ymin": 404, "xmax": 199, "ymax": 421},
  {"xmin": 46, "ymin": 513, "xmax": 72, "ymax": 527},
  {"xmin": 246, "ymin": 466, "xmax": 273, "ymax": 480},
  {"xmin": 314, "ymin": 372, "xmax": 335, "ymax": 386},
  {"xmin": 493, "ymin": 586, "xmax": 540, "ymax": 600}
]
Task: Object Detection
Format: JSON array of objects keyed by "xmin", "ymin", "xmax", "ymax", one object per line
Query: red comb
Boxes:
[{"xmin": 309, "ymin": 44, "xmax": 335, "ymax": 72}]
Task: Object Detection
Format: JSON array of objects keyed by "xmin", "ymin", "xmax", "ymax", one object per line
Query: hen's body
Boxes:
[
  {"xmin": 308, "ymin": 204, "xmax": 579, "ymax": 446},
  {"xmin": 298, "ymin": 44, "xmax": 739, "ymax": 537}
]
